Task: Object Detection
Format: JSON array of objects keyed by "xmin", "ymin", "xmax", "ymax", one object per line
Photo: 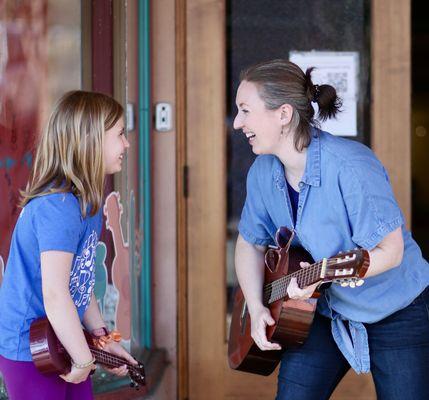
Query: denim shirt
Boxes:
[{"xmin": 238, "ymin": 128, "xmax": 429, "ymax": 373}]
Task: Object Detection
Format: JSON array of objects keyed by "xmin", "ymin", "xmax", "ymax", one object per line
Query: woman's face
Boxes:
[
  {"xmin": 233, "ymin": 80, "xmax": 284, "ymax": 155},
  {"xmin": 103, "ymin": 117, "xmax": 130, "ymax": 174}
]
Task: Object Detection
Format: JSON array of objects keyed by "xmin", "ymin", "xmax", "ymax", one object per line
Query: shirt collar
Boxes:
[
  {"xmin": 301, "ymin": 126, "xmax": 321, "ymax": 187},
  {"xmin": 273, "ymin": 126, "xmax": 321, "ymax": 189}
]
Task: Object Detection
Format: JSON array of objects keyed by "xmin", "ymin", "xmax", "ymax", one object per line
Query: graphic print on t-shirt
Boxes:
[{"xmin": 69, "ymin": 230, "xmax": 98, "ymax": 309}]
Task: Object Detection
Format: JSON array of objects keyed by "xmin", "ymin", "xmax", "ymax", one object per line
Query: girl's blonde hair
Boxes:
[{"xmin": 20, "ymin": 90, "xmax": 124, "ymax": 217}]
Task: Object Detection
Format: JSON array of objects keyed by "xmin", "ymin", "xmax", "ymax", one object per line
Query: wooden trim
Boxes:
[
  {"xmin": 81, "ymin": 0, "xmax": 92, "ymax": 90},
  {"xmin": 91, "ymin": 0, "xmax": 113, "ymax": 95},
  {"xmin": 176, "ymin": 0, "xmax": 188, "ymax": 398},
  {"xmin": 186, "ymin": 0, "xmax": 226, "ymax": 398},
  {"xmin": 372, "ymin": 0, "xmax": 411, "ymax": 225},
  {"xmin": 112, "ymin": 0, "xmax": 128, "ymax": 209}
]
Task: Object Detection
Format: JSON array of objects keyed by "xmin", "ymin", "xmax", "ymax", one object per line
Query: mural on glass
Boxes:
[{"xmin": 0, "ymin": 0, "xmax": 81, "ymax": 397}]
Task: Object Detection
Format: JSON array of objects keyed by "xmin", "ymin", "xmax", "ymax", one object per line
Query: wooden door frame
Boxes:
[{"xmin": 177, "ymin": 0, "xmax": 411, "ymax": 398}]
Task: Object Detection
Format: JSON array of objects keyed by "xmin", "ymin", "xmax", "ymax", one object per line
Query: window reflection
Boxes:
[{"xmin": 0, "ymin": 2, "xmax": 81, "ymax": 395}]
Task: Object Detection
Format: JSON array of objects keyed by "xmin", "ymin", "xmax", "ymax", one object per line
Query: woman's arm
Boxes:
[
  {"xmin": 235, "ymin": 234, "xmax": 281, "ymax": 351},
  {"xmin": 288, "ymin": 227, "xmax": 404, "ymax": 299},
  {"xmin": 41, "ymin": 251, "xmax": 94, "ymax": 382},
  {"xmin": 365, "ymin": 226, "xmax": 404, "ymax": 278}
]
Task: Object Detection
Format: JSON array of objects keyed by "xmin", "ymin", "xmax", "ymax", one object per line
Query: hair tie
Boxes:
[
  {"xmin": 92, "ymin": 330, "xmax": 122, "ymax": 350},
  {"xmin": 312, "ymin": 84, "xmax": 320, "ymax": 103}
]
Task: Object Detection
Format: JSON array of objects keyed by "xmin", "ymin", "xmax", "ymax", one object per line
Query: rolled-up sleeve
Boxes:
[
  {"xmin": 238, "ymin": 160, "xmax": 274, "ymax": 246},
  {"xmin": 339, "ymin": 157, "xmax": 403, "ymax": 250}
]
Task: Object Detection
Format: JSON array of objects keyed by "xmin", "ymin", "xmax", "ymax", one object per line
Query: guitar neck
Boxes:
[{"xmin": 263, "ymin": 260, "xmax": 323, "ymax": 305}]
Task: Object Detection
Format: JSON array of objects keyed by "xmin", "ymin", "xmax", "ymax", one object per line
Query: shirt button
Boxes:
[{"xmin": 298, "ymin": 182, "xmax": 304, "ymax": 188}]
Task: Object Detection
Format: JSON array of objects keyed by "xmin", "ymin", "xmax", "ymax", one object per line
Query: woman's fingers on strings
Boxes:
[
  {"xmin": 299, "ymin": 261, "xmax": 311, "ymax": 268},
  {"xmin": 287, "ymin": 277, "xmax": 317, "ymax": 300}
]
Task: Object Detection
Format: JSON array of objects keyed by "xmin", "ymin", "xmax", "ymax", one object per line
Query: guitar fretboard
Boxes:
[{"xmin": 263, "ymin": 261, "xmax": 324, "ymax": 305}]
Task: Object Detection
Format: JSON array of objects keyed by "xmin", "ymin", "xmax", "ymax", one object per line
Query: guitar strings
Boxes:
[{"xmin": 263, "ymin": 258, "xmax": 350, "ymax": 304}]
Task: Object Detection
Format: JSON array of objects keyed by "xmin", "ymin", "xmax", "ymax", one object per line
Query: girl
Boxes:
[
  {"xmin": 233, "ymin": 60, "xmax": 429, "ymax": 400},
  {"xmin": 0, "ymin": 90, "xmax": 137, "ymax": 400}
]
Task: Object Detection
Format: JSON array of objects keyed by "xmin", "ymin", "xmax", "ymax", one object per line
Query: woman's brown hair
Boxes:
[{"xmin": 240, "ymin": 59, "xmax": 342, "ymax": 151}]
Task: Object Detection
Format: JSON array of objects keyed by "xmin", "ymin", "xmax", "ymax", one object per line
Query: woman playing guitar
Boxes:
[{"xmin": 232, "ymin": 59, "xmax": 429, "ymax": 400}]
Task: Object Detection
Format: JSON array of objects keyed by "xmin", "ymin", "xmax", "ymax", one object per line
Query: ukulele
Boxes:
[
  {"xmin": 30, "ymin": 317, "xmax": 145, "ymax": 387},
  {"xmin": 228, "ymin": 227, "xmax": 369, "ymax": 376}
]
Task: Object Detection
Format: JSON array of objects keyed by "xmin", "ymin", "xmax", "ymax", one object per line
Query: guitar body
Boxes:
[{"xmin": 228, "ymin": 247, "xmax": 316, "ymax": 375}]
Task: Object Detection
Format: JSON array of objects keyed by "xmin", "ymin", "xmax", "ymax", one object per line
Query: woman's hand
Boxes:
[
  {"xmin": 60, "ymin": 363, "xmax": 96, "ymax": 384},
  {"xmin": 287, "ymin": 262, "xmax": 320, "ymax": 300},
  {"xmin": 249, "ymin": 304, "xmax": 282, "ymax": 352},
  {"xmin": 102, "ymin": 341, "xmax": 138, "ymax": 376}
]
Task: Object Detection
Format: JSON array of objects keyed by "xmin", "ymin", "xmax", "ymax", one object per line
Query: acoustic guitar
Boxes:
[
  {"xmin": 30, "ymin": 317, "xmax": 145, "ymax": 387},
  {"xmin": 228, "ymin": 227, "xmax": 369, "ymax": 376}
]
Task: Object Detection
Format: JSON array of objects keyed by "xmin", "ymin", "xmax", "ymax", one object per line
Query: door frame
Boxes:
[{"xmin": 177, "ymin": 0, "xmax": 411, "ymax": 398}]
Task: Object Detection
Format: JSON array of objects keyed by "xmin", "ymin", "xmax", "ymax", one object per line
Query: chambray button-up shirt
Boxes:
[{"xmin": 238, "ymin": 127, "xmax": 429, "ymax": 373}]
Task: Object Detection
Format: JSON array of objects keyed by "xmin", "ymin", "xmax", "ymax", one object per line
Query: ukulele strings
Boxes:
[{"xmin": 89, "ymin": 346, "xmax": 138, "ymax": 371}]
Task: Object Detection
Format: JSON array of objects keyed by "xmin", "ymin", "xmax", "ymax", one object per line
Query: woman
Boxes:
[{"xmin": 233, "ymin": 59, "xmax": 429, "ymax": 400}]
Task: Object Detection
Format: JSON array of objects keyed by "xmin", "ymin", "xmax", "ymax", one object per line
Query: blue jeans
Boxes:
[{"xmin": 276, "ymin": 287, "xmax": 429, "ymax": 400}]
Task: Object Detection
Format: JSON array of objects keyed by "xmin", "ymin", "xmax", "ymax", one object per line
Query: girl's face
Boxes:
[
  {"xmin": 103, "ymin": 117, "xmax": 130, "ymax": 174},
  {"xmin": 233, "ymin": 80, "xmax": 284, "ymax": 155}
]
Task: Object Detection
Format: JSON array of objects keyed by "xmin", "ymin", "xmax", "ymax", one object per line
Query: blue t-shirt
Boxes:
[
  {"xmin": 238, "ymin": 127, "xmax": 429, "ymax": 373},
  {"xmin": 0, "ymin": 192, "xmax": 103, "ymax": 361}
]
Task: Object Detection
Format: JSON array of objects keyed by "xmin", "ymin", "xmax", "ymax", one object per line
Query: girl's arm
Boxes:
[
  {"xmin": 82, "ymin": 292, "xmax": 106, "ymax": 332},
  {"xmin": 235, "ymin": 234, "xmax": 281, "ymax": 351},
  {"xmin": 83, "ymin": 291, "xmax": 138, "ymax": 375},
  {"xmin": 41, "ymin": 251, "xmax": 93, "ymax": 365},
  {"xmin": 365, "ymin": 226, "xmax": 404, "ymax": 278}
]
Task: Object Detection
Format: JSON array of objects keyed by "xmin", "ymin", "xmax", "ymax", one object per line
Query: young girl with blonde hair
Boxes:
[{"xmin": 0, "ymin": 90, "xmax": 136, "ymax": 400}]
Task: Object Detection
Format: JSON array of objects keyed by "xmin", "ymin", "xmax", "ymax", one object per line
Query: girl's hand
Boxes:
[
  {"xmin": 249, "ymin": 303, "xmax": 282, "ymax": 352},
  {"xmin": 102, "ymin": 341, "xmax": 138, "ymax": 376},
  {"xmin": 60, "ymin": 363, "xmax": 96, "ymax": 384},
  {"xmin": 287, "ymin": 261, "xmax": 320, "ymax": 300}
]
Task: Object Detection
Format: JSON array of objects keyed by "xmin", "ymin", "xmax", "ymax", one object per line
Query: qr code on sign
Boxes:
[{"xmin": 326, "ymin": 72, "xmax": 347, "ymax": 94}]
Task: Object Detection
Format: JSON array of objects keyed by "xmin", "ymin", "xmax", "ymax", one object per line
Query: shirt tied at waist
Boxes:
[{"xmin": 331, "ymin": 313, "xmax": 370, "ymax": 374}]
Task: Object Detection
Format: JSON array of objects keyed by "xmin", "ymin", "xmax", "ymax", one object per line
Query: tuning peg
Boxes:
[
  {"xmin": 340, "ymin": 281, "xmax": 349, "ymax": 287},
  {"xmin": 356, "ymin": 279, "xmax": 364, "ymax": 287},
  {"xmin": 349, "ymin": 281, "xmax": 356, "ymax": 288}
]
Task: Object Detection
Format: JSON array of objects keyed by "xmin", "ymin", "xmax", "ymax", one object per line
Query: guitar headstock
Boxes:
[
  {"xmin": 128, "ymin": 362, "xmax": 146, "ymax": 388},
  {"xmin": 321, "ymin": 249, "xmax": 369, "ymax": 288}
]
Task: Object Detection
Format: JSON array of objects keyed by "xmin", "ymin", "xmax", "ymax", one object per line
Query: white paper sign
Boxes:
[{"xmin": 289, "ymin": 51, "xmax": 359, "ymax": 136}]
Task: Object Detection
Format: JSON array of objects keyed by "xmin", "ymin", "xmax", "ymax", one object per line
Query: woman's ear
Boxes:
[{"xmin": 279, "ymin": 104, "xmax": 294, "ymax": 125}]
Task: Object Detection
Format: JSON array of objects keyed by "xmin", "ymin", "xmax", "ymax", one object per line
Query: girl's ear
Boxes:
[{"xmin": 279, "ymin": 103, "xmax": 294, "ymax": 125}]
